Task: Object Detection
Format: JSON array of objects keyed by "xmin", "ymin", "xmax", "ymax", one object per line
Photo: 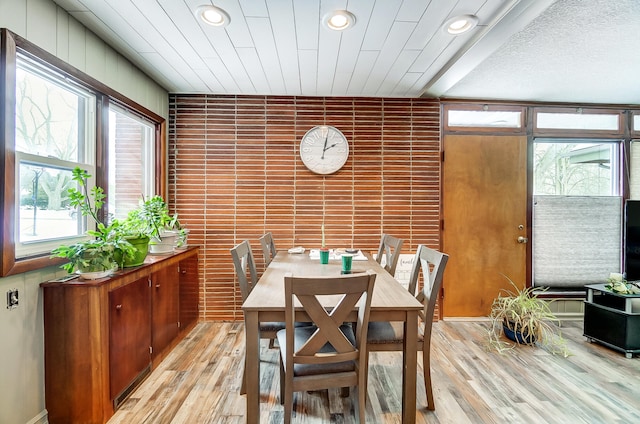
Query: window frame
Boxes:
[
  {"xmin": 533, "ymin": 107, "xmax": 626, "ymax": 138},
  {"xmin": 631, "ymin": 111, "xmax": 640, "ymax": 138},
  {"xmin": 443, "ymin": 103, "xmax": 526, "ymax": 134},
  {"xmin": 1, "ymin": 28, "xmax": 165, "ymax": 276},
  {"xmin": 532, "ymin": 138, "xmax": 623, "ymax": 197}
]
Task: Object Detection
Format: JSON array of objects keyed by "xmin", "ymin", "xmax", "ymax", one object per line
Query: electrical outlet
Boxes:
[{"xmin": 6, "ymin": 289, "xmax": 18, "ymax": 310}]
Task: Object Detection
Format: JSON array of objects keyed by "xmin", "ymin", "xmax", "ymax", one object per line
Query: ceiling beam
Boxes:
[{"xmin": 420, "ymin": 0, "xmax": 556, "ymax": 98}]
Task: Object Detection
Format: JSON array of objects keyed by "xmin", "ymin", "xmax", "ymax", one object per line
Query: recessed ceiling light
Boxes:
[
  {"xmin": 196, "ymin": 5, "xmax": 230, "ymax": 27},
  {"xmin": 444, "ymin": 14, "xmax": 478, "ymax": 35},
  {"xmin": 323, "ymin": 10, "xmax": 356, "ymax": 31}
]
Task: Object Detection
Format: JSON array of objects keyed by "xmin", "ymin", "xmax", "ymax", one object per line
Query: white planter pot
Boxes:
[{"xmin": 149, "ymin": 231, "xmax": 178, "ymax": 254}]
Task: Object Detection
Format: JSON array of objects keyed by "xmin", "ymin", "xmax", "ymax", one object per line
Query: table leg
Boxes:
[
  {"xmin": 245, "ymin": 311, "xmax": 260, "ymax": 424},
  {"xmin": 402, "ymin": 310, "xmax": 418, "ymax": 423}
]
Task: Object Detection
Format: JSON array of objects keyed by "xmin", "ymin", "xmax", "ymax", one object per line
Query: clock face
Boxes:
[{"xmin": 300, "ymin": 126, "xmax": 349, "ymax": 175}]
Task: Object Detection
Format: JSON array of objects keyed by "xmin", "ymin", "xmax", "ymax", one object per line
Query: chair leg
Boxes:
[
  {"xmin": 279, "ymin": 357, "xmax": 285, "ymax": 405},
  {"xmin": 358, "ymin": 366, "xmax": 368, "ymax": 423},
  {"xmin": 269, "ymin": 338, "xmax": 276, "ymax": 349},
  {"xmin": 284, "ymin": 377, "xmax": 293, "ymax": 424},
  {"xmin": 240, "ymin": 354, "xmax": 247, "ymax": 395},
  {"xmin": 423, "ymin": 347, "xmax": 435, "ymax": 410},
  {"xmin": 363, "ymin": 351, "xmax": 370, "ymax": 391}
]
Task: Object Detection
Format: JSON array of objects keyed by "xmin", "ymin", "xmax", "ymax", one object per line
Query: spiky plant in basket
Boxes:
[{"xmin": 487, "ymin": 275, "xmax": 570, "ymax": 357}]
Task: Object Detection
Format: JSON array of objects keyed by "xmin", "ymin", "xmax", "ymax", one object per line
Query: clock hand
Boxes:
[
  {"xmin": 321, "ymin": 132, "xmax": 329, "ymax": 159},
  {"xmin": 324, "ymin": 143, "xmax": 338, "ymax": 152}
]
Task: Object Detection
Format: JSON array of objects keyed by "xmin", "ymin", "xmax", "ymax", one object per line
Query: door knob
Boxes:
[{"xmin": 517, "ymin": 236, "xmax": 528, "ymax": 244}]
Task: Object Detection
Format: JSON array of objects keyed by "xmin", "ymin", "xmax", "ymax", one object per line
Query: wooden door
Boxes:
[
  {"xmin": 109, "ymin": 277, "xmax": 151, "ymax": 399},
  {"xmin": 179, "ymin": 255, "xmax": 200, "ymax": 333},
  {"xmin": 151, "ymin": 264, "xmax": 180, "ymax": 362},
  {"xmin": 442, "ymin": 134, "xmax": 528, "ymax": 317}
]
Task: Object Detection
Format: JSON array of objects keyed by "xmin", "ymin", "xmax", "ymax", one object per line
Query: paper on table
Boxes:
[
  {"xmin": 288, "ymin": 246, "xmax": 305, "ymax": 254},
  {"xmin": 308, "ymin": 249, "xmax": 325, "ymax": 259},
  {"xmin": 309, "ymin": 249, "xmax": 367, "ymax": 260},
  {"xmin": 346, "ymin": 250, "xmax": 368, "ymax": 261}
]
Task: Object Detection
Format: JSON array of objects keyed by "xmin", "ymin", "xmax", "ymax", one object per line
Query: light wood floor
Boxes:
[{"xmin": 108, "ymin": 320, "xmax": 640, "ymax": 424}]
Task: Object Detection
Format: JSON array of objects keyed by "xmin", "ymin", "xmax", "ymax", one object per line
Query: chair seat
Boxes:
[
  {"xmin": 367, "ymin": 321, "xmax": 425, "ymax": 344},
  {"xmin": 260, "ymin": 321, "xmax": 285, "ymax": 332},
  {"xmin": 261, "ymin": 321, "xmax": 313, "ymax": 333},
  {"xmin": 277, "ymin": 324, "xmax": 356, "ymax": 377}
]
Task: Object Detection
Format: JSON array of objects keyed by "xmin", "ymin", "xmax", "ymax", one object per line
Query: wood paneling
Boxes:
[{"xmin": 168, "ymin": 95, "xmax": 441, "ymax": 321}]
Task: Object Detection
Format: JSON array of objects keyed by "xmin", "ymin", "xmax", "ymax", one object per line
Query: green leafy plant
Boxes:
[
  {"xmin": 50, "ymin": 167, "xmax": 135, "ymax": 274},
  {"xmin": 487, "ymin": 275, "xmax": 570, "ymax": 357},
  {"xmin": 126, "ymin": 195, "xmax": 183, "ymax": 240},
  {"xmin": 605, "ymin": 273, "xmax": 640, "ymax": 294}
]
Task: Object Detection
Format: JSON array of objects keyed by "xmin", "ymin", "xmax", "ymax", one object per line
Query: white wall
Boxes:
[{"xmin": 0, "ymin": 1, "xmax": 169, "ymax": 423}]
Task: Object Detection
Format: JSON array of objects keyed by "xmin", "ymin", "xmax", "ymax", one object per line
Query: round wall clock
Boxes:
[{"xmin": 299, "ymin": 125, "xmax": 349, "ymax": 174}]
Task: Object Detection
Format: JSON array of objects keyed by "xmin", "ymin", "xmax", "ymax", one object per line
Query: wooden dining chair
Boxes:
[
  {"xmin": 259, "ymin": 231, "xmax": 277, "ymax": 268},
  {"xmin": 231, "ymin": 240, "xmax": 285, "ymax": 345},
  {"xmin": 277, "ymin": 270, "xmax": 376, "ymax": 424},
  {"xmin": 365, "ymin": 244, "xmax": 448, "ymax": 410},
  {"xmin": 231, "ymin": 240, "xmax": 285, "ymax": 393},
  {"xmin": 230, "ymin": 240, "xmax": 258, "ymax": 301},
  {"xmin": 376, "ymin": 233, "xmax": 404, "ymax": 276}
]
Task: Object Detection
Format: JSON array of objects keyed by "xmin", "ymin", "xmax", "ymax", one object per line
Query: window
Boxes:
[
  {"xmin": 108, "ymin": 105, "xmax": 156, "ymax": 220},
  {"xmin": 630, "ymin": 141, "xmax": 640, "ymax": 199},
  {"xmin": 533, "ymin": 139, "xmax": 623, "ymax": 288},
  {"xmin": 536, "ymin": 112, "xmax": 619, "ymax": 131},
  {"xmin": 1, "ymin": 28, "xmax": 164, "ymax": 276},
  {"xmin": 534, "ymin": 141, "xmax": 619, "ymax": 196},
  {"xmin": 14, "ymin": 53, "xmax": 97, "ymax": 259},
  {"xmin": 448, "ymin": 110, "xmax": 522, "ymax": 128},
  {"xmin": 444, "ymin": 104, "xmax": 525, "ymax": 133},
  {"xmin": 533, "ymin": 107, "xmax": 624, "ymax": 137}
]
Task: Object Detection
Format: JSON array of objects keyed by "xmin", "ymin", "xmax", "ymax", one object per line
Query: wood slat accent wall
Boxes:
[{"xmin": 168, "ymin": 95, "xmax": 441, "ymax": 321}]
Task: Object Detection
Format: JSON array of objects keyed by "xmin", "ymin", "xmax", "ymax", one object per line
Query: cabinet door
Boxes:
[
  {"xmin": 179, "ymin": 255, "xmax": 199, "ymax": 332},
  {"xmin": 151, "ymin": 264, "xmax": 179, "ymax": 360},
  {"xmin": 109, "ymin": 277, "xmax": 151, "ymax": 400}
]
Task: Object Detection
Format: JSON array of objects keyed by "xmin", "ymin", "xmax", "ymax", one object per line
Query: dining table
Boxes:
[{"xmin": 241, "ymin": 249, "xmax": 423, "ymax": 423}]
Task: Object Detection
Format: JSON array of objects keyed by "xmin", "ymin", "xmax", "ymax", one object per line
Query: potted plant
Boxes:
[
  {"xmin": 319, "ymin": 223, "xmax": 329, "ymax": 264},
  {"xmin": 126, "ymin": 195, "xmax": 185, "ymax": 254},
  {"xmin": 487, "ymin": 275, "xmax": 570, "ymax": 357},
  {"xmin": 605, "ymin": 272, "xmax": 640, "ymax": 294},
  {"xmin": 115, "ymin": 217, "xmax": 150, "ymax": 267},
  {"xmin": 51, "ymin": 167, "xmax": 136, "ymax": 278}
]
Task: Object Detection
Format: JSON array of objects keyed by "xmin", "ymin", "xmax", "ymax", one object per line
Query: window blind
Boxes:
[{"xmin": 533, "ymin": 195, "xmax": 622, "ymax": 288}]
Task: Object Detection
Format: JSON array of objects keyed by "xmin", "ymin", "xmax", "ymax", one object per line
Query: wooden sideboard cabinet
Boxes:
[{"xmin": 41, "ymin": 247, "xmax": 199, "ymax": 424}]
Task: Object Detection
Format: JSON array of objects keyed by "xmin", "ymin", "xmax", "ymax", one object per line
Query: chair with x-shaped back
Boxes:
[{"xmin": 277, "ymin": 270, "xmax": 376, "ymax": 424}]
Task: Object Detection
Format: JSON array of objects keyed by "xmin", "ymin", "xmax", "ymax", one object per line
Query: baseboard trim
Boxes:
[{"xmin": 27, "ymin": 409, "xmax": 48, "ymax": 424}]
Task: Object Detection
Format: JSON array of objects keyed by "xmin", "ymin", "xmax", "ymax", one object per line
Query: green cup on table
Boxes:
[
  {"xmin": 319, "ymin": 249, "xmax": 330, "ymax": 264},
  {"xmin": 341, "ymin": 254, "xmax": 353, "ymax": 273}
]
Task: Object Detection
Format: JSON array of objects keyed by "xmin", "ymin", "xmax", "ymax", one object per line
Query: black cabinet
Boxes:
[{"xmin": 583, "ymin": 284, "xmax": 640, "ymax": 358}]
